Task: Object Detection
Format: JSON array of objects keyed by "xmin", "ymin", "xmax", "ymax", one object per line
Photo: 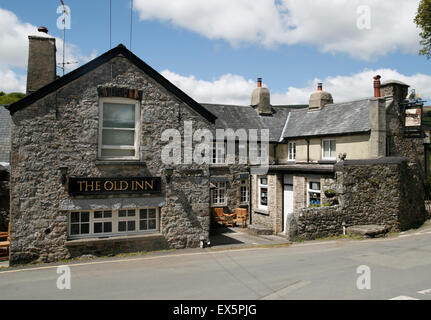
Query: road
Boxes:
[{"xmin": 0, "ymin": 226, "xmax": 431, "ymax": 300}]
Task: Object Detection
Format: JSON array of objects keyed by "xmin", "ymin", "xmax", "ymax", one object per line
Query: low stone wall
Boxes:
[
  {"xmin": 290, "ymin": 206, "xmax": 344, "ymax": 241},
  {"xmin": 288, "ymin": 157, "xmax": 427, "ymax": 241}
]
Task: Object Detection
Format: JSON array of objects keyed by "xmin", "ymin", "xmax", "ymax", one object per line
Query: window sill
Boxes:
[
  {"xmin": 254, "ymin": 208, "xmax": 269, "ymax": 216},
  {"xmin": 95, "ymin": 160, "xmax": 146, "ymax": 166},
  {"xmin": 65, "ymin": 233, "xmax": 163, "ymax": 246},
  {"xmin": 319, "ymin": 160, "xmax": 336, "ymax": 164},
  {"xmin": 209, "ymin": 164, "xmax": 230, "ymax": 169},
  {"xmin": 211, "ymin": 204, "xmax": 228, "ymax": 208}
]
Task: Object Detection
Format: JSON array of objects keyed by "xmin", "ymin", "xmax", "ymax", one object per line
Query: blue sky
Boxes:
[{"xmin": 0, "ymin": 0, "xmax": 430, "ymax": 105}]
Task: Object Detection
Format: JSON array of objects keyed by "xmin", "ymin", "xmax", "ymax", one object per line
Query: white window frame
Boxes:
[
  {"xmin": 322, "ymin": 139, "xmax": 336, "ymax": 160},
  {"xmin": 212, "ymin": 141, "xmax": 226, "ymax": 164},
  {"xmin": 68, "ymin": 207, "xmax": 160, "ymax": 240},
  {"xmin": 258, "ymin": 176, "xmax": 268, "ymax": 210},
  {"xmin": 288, "ymin": 142, "xmax": 296, "ymax": 161},
  {"xmin": 240, "ymin": 179, "xmax": 249, "ymax": 203},
  {"xmin": 211, "ymin": 181, "xmax": 227, "ymax": 206},
  {"xmin": 307, "ymin": 180, "xmax": 321, "ymax": 207},
  {"xmin": 98, "ymin": 97, "xmax": 141, "ymax": 161}
]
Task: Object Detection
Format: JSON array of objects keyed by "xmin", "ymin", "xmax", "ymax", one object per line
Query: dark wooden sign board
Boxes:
[{"xmin": 68, "ymin": 177, "xmax": 162, "ymax": 196}]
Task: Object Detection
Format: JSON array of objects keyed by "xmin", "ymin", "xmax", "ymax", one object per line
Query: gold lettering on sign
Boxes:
[
  {"xmin": 104, "ymin": 181, "xmax": 114, "ymax": 191},
  {"xmin": 145, "ymin": 180, "xmax": 154, "ymax": 190},
  {"xmin": 95, "ymin": 181, "xmax": 101, "ymax": 192},
  {"xmin": 135, "ymin": 180, "xmax": 144, "ymax": 191},
  {"xmin": 78, "ymin": 181, "xmax": 85, "ymax": 192},
  {"xmin": 120, "ymin": 181, "xmax": 128, "ymax": 191},
  {"xmin": 85, "ymin": 181, "xmax": 94, "ymax": 192}
]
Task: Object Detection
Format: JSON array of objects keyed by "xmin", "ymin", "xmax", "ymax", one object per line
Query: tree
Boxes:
[
  {"xmin": 0, "ymin": 92, "xmax": 25, "ymax": 105},
  {"xmin": 415, "ymin": 0, "xmax": 431, "ymax": 59}
]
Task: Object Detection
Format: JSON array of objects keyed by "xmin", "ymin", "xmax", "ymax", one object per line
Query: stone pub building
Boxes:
[{"xmin": 6, "ymin": 30, "xmax": 429, "ymax": 265}]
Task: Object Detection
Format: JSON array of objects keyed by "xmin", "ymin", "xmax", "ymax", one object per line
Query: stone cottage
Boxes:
[{"xmin": 6, "ymin": 29, "xmax": 429, "ymax": 265}]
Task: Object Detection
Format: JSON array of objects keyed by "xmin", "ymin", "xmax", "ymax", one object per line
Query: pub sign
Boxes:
[{"xmin": 68, "ymin": 177, "xmax": 162, "ymax": 196}]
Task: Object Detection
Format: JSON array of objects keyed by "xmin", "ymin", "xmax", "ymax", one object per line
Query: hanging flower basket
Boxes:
[{"xmin": 324, "ymin": 189, "xmax": 336, "ymax": 198}]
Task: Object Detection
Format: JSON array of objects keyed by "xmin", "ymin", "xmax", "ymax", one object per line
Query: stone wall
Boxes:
[
  {"xmin": 9, "ymin": 55, "xmax": 213, "ymax": 265},
  {"xmin": 0, "ymin": 166, "xmax": 9, "ymax": 232},
  {"xmin": 289, "ymin": 158, "xmax": 427, "ymax": 241},
  {"xmin": 251, "ymin": 173, "xmax": 282, "ymax": 232}
]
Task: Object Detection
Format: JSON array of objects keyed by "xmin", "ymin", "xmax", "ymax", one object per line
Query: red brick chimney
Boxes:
[
  {"xmin": 257, "ymin": 78, "xmax": 262, "ymax": 88},
  {"xmin": 374, "ymin": 75, "xmax": 381, "ymax": 98}
]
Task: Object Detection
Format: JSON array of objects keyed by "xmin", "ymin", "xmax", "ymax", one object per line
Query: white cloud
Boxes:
[
  {"xmin": 0, "ymin": 8, "xmax": 97, "ymax": 93},
  {"xmin": 161, "ymin": 69, "xmax": 431, "ymax": 106},
  {"xmin": 161, "ymin": 70, "xmax": 256, "ymax": 105},
  {"xmin": 134, "ymin": 0, "xmax": 421, "ymax": 60}
]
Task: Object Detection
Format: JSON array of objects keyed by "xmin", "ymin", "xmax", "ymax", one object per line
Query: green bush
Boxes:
[{"xmin": 0, "ymin": 92, "xmax": 25, "ymax": 104}]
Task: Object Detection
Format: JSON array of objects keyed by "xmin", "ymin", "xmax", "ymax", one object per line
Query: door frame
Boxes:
[{"xmin": 282, "ymin": 175, "xmax": 294, "ymax": 233}]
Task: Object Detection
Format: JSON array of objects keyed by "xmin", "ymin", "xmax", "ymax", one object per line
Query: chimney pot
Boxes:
[
  {"xmin": 38, "ymin": 26, "xmax": 48, "ymax": 34},
  {"xmin": 257, "ymin": 78, "xmax": 263, "ymax": 88},
  {"xmin": 317, "ymin": 83, "xmax": 323, "ymax": 91},
  {"xmin": 374, "ymin": 75, "xmax": 381, "ymax": 98}
]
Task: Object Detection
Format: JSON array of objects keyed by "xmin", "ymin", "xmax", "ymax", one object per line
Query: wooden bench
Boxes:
[
  {"xmin": 0, "ymin": 223, "xmax": 10, "ymax": 260},
  {"xmin": 212, "ymin": 208, "xmax": 236, "ymax": 227},
  {"xmin": 235, "ymin": 208, "xmax": 248, "ymax": 228}
]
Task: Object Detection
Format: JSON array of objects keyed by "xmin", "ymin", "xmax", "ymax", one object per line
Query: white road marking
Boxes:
[
  {"xmin": 418, "ymin": 288, "xmax": 431, "ymax": 295},
  {"xmin": 389, "ymin": 296, "xmax": 420, "ymax": 300},
  {"xmin": 0, "ymin": 247, "xmax": 267, "ymax": 275}
]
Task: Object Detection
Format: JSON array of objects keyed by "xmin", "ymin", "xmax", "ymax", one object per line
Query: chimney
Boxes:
[
  {"xmin": 257, "ymin": 78, "xmax": 262, "ymax": 88},
  {"xmin": 26, "ymin": 27, "xmax": 57, "ymax": 95},
  {"xmin": 309, "ymin": 83, "xmax": 333, "ymax": 111},
  {"xmin": 251, "ymin": 78, "xmax": 272, "ymax": 116},
  {"xmin": 373, "ymin": 75, "xmax": 381, "ymax": 98}
]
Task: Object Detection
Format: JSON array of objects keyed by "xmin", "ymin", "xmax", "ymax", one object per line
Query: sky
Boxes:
[{"xmin": 0, "ymin": 0, "xmax": 430, "ymax": 106}]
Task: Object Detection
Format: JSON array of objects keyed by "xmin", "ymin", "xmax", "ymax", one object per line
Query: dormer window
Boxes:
[{"xmin": 98, "ymin": 98, "xmax": 141, "ymax": 160}]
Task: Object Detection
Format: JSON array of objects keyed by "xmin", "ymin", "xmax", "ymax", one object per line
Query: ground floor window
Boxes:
[
  {"xmin": 240, "ymin": 179, "xmax": 249, "ymax": 203},
  {"xmin": 211, "ymin": 181, "xmax": 227, "ymax": 206},
  {"xmin": 259, "ymin": 176, "xmax": 268, "ymax": 209},
  {"xmin": 307, "ymin": 181, "xmax": 321, "ymax": 207},
  {"xmin": 68, "ymin": 207, "xmax": 160, "ymax": 239}
]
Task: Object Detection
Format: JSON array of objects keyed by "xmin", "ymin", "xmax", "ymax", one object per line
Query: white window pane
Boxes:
[
  {"xmin": 102, "ymin": 129, "xmax": 135, "ymax": 146},
  {"xmin": 103, "ymin": 103, "xmax": 135, "ymax": 128},
  {"xmin": 101, "ymin": 149, "xmax": 135, "ymax": 157}
]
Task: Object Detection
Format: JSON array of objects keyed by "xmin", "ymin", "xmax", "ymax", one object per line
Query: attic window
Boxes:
[{"xmin": 98, "ymin": 97, "xmax": 140, "ymax": 160}]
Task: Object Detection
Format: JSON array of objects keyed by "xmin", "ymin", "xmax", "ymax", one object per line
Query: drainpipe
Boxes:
[
  {"xmin": 248, "ymin": 166, "xmax": 252, "ymax": 225},
  {"xmin": 306, "ymin": 139, "xmax": 310, "ymax": 163}
]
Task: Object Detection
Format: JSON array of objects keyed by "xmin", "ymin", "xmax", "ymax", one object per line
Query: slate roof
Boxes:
[
  {"xmin": 7, "ymin": 44, "xmax": 217, "ymax": 123},
  {"xmin": 0, "ymin": 105, "xmax": 10, "ymax": 164},
  {"xmin": 283, "ymin": 99, "xmax": 371, "ymax": 139},
  {"xmin": 201, "ymin": 104, "xmax": 307, "ymax": 142}
]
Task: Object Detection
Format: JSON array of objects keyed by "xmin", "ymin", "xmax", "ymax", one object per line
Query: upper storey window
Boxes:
[
  {"xmin": 322, "ymin": 139, "xmax": 336, "ymax": 160},
  {"xmin": 98, "ymin": 98, "xmax": 140, "ymax": 160}
]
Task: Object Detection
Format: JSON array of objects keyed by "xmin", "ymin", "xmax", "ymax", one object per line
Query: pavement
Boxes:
[{"xmin": 0, "ymin": 221, "xmax": 430, "ymax": 299}]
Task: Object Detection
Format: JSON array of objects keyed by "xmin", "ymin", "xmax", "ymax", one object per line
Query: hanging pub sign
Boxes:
[
  {"xmin": 68, "ymin": 177, "xmax": 162, "ymax": 196},
  {"xmin": 405, "ymin": 108, "xmax": 422, "ymax": 127}
]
